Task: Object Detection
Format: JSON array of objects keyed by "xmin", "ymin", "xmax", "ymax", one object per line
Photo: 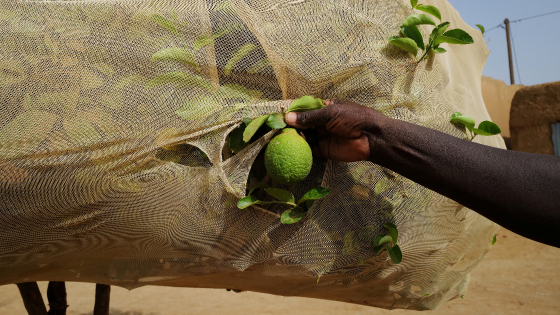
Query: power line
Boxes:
[
  {"xmin": 484, "ymin": 8, "xmax": 560, "ymax": 33},
  {"xmin": 510, "ymin": 9, "xmax": 560, "ymax": 23},
  {"xmin": 485, "ymin": 24, "xmax": 503, "ymax": 34}
]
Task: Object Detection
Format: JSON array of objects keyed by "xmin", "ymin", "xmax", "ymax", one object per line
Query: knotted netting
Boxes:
[{"xmin": 0, "ymin": 0, "xmax": 503, "ymax": 310}]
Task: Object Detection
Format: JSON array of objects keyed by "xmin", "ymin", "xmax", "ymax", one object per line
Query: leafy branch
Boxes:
[
  {"xmin": 237, "ymin": 187, "xmax": 331, "ymax": 224},
  {"xmin": 389, "ymin": 0, "xmax": 474, "ymax": 63},
  {"xmin": 372, "ymin": 223, "xmax": 402, "ymax": 264},
  {"xmin": 234, "ymin": 96, "xmax": 330, "ymax": 224},
  {"xmin": 240, "ymin": 95, "xmax": 325, "ymax": 144},
  {"xmin": 449, "ymin": 112, "xmax": 501, "ymax": 141}
]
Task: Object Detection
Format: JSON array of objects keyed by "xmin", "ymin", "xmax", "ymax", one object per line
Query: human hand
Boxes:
[{"xmin": 284, "ymin": 99, "xmax": 387, "ymax": 162}]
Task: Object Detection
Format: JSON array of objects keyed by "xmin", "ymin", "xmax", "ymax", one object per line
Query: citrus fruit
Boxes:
[{"xmin": 264, "ymin": 128, "xmax": 312, "ymax": 185}]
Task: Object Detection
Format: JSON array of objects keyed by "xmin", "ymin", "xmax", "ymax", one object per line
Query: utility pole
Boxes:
[{"xmin": 504, "ymin": 18, "xmax": 515, "ymax": 85}]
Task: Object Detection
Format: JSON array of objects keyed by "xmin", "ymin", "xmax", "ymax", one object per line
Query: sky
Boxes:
[{"xmin": 447, "ymin": 0, "xmax": 560, "ymax": 86}]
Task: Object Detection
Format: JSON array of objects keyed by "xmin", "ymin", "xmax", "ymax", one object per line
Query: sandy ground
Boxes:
[{"xmin": 1, "ymin": 229, "xmax": 559, "ymax": 315}]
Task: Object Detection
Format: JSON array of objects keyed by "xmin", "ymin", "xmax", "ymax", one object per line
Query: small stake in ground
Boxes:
[
  {"xmin": 93, "ymin": 284, "xmax": 111, "ymax": 315},
  {"xmin": 16, "ymin": 282, "xmax": 48, "ymax": 315}
]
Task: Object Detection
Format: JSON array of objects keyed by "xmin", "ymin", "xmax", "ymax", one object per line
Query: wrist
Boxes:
[{"xmin": 364, "ymin": 112, "xmax": 397, "ymax": 164}]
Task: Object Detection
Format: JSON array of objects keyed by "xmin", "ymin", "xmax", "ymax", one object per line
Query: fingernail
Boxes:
[{"xmin": 285, "ymin": 112, "xmax": 297, "ymax": 125}]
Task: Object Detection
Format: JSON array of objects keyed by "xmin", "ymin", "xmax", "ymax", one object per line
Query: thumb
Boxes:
[{"xmin": 284, "ymin": 107, "xmax": 332, "ymax": 129}]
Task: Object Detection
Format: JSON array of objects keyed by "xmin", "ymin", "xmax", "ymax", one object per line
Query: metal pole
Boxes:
[{"xmin": 504, "ymin": 18, "xmax": 515, "ymax": 85}]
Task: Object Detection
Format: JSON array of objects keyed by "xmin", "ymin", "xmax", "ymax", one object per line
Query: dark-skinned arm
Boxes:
[{"xmin": 286, "ymin": 99, "xmax": 560, "ymax": 248}]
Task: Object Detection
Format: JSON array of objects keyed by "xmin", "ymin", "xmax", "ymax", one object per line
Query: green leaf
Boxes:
[
  {"xmin": 449, "ymin": 112, "xmax": 475, "ymax": 131},
  {"xmin": 374, "ymin": 177, "xmax": 391, "ymax": 195},
  {"xmin": 471, "ymin": 128, "xmax": 488, "ymax": 136},
  {"xmin": 242, "ymin": 114, "xmax": 270, "ymax": 142},
  {"xmin": 237, "ymin": 196, "xmax": 260, "ymax": 209},
  {"xmin": 81, "ymin": 68, "xmax": 104, "ymax": 90},
  {"xmin": 388, "ymin": 36, "xmax": 418, "ymax": 56},
  {"xmin": 247, "ymin": 58, "xmax": 271, "ymax": 74},
  {"xmin": 476, "ymin": 24, "xmax": 485, "ymax": 35},
  {"xmin": 432, "ymin": 47, "xmax": 447, "ymax": 54},
  {"xmin": 265, "ymin": 188, "xmax": 295, "ymax": 204},
  {"xmin": 224, "ymin": 43, "xmax": 257, "ymax": 76},
  {"xmin": 401, "ymin": 25, "xmax": 425, "ymax": 51},
  {"xmin": 343, "ymin": 231, "xmax": 361, "ymax": 256},
  {"xmin": 176, "ymin": 94, "xmax": 220, "ymax": 121},
  {"xmin": 374, "ymin": 235, "xmax": 393, "ymax": 246},
  {"xmin": 287, "ymin": 95, "xmax": 325, "ymax": 112},
  {"xmin": 111, "ymin": 74, "xmax": 148, "ymax": 93},
  {"xmin": 63, "ymin": 117, "xmax": 101, "ymax": 147},
  {"xmin": 474, "ymin": 121, "xmax": 501, "ymax": 136},
  {"xmin": 430, "ymin": 22, "xmax": 450, "ymax": 43},
  {"xmin": 299, "ymin": 187, "xmax": 331, "ymax": 204},
  {"xmin": 216, "ymin": 84, "xmax": 262, "ymax": 101},
  {"xmin": 433, "ymin": 22, "xmax": 450, "ymax": 36},
  {"xmin": 492, "ymin": 234, "xmax": 497, "ymax": 245},
  {"xmin": 266, "ymin": 113, "xmax": 286, "ymax": 129},
  {"xmin": 434, "ymin": 29, "xmax": 474, "ymax": 46},
  {"xmin": 194, "ymin": 35, "xmax": 214, "ymax": 51},
  {"xmin": 145, "ymin": 71, "xmax": 213, "ymax": 91},
  {"xmin": 229, "ymin": 124, "xmax": 248, "ymax": 153},
  {"xmin": 281, "ymin": 207, "xmax": 306, "ymax": 224},
  {"xmin": 373, "ymin": 244, "xmax": 385, "ymax": 254},
  {"xmin": 386, "ymin": 244, "xmax": 403, "ymax": 264},
  {"xmin": 415, "ymin": 5, "xmax": 441, "ymax": 21},
  {"xmin": 380, "ymin": 197, "xmax": 400, "ymax": 215},
  {"xmin": 150, "ymin": 14, "xmax": 178, "ymax": 36},
  {"xmin": 151, "ymin": 47, "xmax": 197, "ymax": 68},
  {"xmin": 410, "ymin": 0, "xmax": 418, "ymax": 8},
  {"xmin": 216, "ymin": 84, "xmax": 263, "ymax": 101},
  {"xmin": 400, "ymin": 14, "xmax": 437, "ymax": 28},
  {"xmin": 384, "ymin": 222, "xmax": 398, "ymax": 244},
  {"xmin": 211, "ymin": 22, "xmax": 247, "ymax": 39}
]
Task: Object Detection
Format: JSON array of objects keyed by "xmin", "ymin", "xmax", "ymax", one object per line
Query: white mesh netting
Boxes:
[{"xmin": 0, "ymin": 0, "xmax": 503, "ymax": 310}]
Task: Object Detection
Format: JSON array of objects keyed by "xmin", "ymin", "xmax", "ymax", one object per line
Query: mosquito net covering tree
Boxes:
[{"xmin": 0, "ymin": 0, "xmax": 503, "ymax": 310}]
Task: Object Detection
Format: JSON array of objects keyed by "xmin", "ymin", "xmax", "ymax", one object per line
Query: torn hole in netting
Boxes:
[
  {"xmin": 222, "ymin": 120, "xmax": 330, "ymax": 217},
  {"xmin": 155, "ymin": 143, "xmax": 213, "ymax": 167}
]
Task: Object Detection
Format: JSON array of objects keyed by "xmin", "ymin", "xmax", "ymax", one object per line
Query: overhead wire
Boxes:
[
  {"xmin": 484, "ymin": 8, "xmax": 560, "ymax": 33},
  {"xmin": 484, "ymin": 24, "xmax": 503, "ymax": 34},
  {"xmin": 510, "ymin": 9, "xmax": 560, "ymax": 23}
]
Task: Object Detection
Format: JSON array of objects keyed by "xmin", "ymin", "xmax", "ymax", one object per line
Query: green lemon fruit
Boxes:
[{"xmin": 264, "ymin": 128, "xmax": 313, "ymax": 185}]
